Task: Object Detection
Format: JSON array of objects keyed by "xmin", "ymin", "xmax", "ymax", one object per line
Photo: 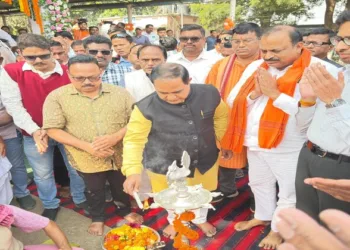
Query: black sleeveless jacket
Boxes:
[{"xmin": 136, "ymin": 84, "xmax": 221, "ymax": 177}]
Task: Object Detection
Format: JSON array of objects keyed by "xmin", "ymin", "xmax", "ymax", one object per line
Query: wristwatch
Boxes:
[{"xmin": 325, "ymin": 98, "xmax": 346, "ymax": 109}]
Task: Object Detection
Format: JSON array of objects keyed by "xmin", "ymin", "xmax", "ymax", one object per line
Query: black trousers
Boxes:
[
  {"xmin": 218, "ymin": 167, "xmax": 237, "ymax": 194},
  {"xmin": 296, "ymin": 144, "xmax": 350, "ymax": 221},
  {"xmin": 78, "ymin": 169, "xmax": 131, "ymax": 222},
  {"xmin": 53, "ymin": 146, "xmax": 70, "ymax": 187}
]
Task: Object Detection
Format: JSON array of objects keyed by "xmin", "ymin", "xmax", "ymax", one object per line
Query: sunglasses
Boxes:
[
  {"xmin": 23, "ymin": 54, "xmax": 51, "ymax": 61},
  {"xmin": 70, "ymin": 74, "xmax": 101, "ymax": 83},
  {"xmin": 88, "ymin": 49, "xmax": 112, "ymax": 56},
  {"xmin": 179, "ymin": 36, "xmax": 202, "ymax": 43},
  {"xmin": 330, "ymin": 36, "xmax": 350, "ymax": 46}
]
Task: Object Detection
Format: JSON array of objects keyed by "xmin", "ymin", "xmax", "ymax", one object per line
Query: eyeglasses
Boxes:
[
  {"xmin": 303, "ymin": 41, "xmax": 331, "ymax": 47},
  {"xmin": 231, "ymin": 39, "xmax": 258, "ymax": 45},
  {"xmin": 23, "ymin": 54, "xmax": 51, "ymax": 61},
  {"xmin": 179, "ymin": 36, "xmax": 202, "ymax": 43},
  {"xmin": 87, "ymin": 49, "xmax": 112, "ymax": 56},
  {"xmin": 70, "ymin": 74, "xmax": 101, "ymax": 83},
  {"xmin": 330, "ymin": 36, "xmax": 350, "ymax": 46}
]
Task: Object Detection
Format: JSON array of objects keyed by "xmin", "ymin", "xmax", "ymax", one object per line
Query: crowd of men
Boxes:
[{"xmin": 0, "ymin": 10, "xmax": 350, "ymax": 250}]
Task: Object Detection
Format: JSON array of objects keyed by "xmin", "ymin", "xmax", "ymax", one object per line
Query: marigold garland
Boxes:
[{"xmin": 173, "ymin": 211, "xmax": 199, "ymax": 250}]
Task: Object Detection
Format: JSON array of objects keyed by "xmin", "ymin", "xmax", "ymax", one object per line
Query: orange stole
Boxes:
[
  {"xmin": 221, "ymin": 49, "xmax": 312, "ymax": 153},
  {"xmin": 206, "ymin": 55, "xmax": 248, "ymax": 169}
]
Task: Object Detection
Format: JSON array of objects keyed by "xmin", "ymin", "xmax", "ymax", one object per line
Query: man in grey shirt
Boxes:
[{"xmin": 295, "ymin": 10, "xmax": 350, "ymax": 221}]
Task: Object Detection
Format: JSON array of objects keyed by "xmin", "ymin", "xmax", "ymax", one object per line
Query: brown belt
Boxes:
[{"xmin": 306, "ymin": 141, "xmax": 350, "ymax": 163}]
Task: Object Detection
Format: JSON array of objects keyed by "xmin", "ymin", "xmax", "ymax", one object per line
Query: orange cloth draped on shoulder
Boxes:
[
  {"xmin": 206, "ymin": 54, "xmax": 248, "ymax": 169},
  {"xmin": 221, "ymin": 49, "xmax": 312, "ymax": 153},
  {"xmin": 72, "ymin": 29, "xmax": 89, "ymax": 40}
]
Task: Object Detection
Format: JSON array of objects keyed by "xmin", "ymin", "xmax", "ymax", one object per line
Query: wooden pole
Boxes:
[
  {"xmin": 127, "ymin": 4, "xmax": 132, "ymax": 23},
  {"xmin": 230, "ymin": 0, "xmax": 236, "ymax": 20}
]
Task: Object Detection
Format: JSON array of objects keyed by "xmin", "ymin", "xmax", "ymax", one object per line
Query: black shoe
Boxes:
[
  {"xmin": 42, "ymin": 207, "xmax": 60, "ymax": 221},
  {"xmin": 17, "ymin": 195, "xmax": 36, "ymax": 210},
  {"xmin": 225, "ymin": 191, "xmax": 239, "ymax": 198},
  {"xmin": 211, "ymin": 195, "xmax": 224, "ymax": 203}
]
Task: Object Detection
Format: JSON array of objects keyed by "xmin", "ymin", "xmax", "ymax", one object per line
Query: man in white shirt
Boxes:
[
  {"xmin": 125, "ymin": 45, "xmax": 167, "ymax": 101},
  {"xmin": 295, "ymin": 10, "xmax": 350, "ymax": 222},
  {"xmin": 142, "ymin": 24, "xmax": 159, "ymax": 45},
  {"xmin": 221, "ymin": 26, "xmax": 339, "ymax": 249},
  {"xmin": 167, "ymin": 24, "xmax": 221, "ymax": 83}
]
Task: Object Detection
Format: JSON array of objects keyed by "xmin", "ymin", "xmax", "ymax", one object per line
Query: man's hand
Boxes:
[
  {"xmin": 221, "ymin": 149, "xmax": 233, "ymax": 160},
  {"xmin": 123, "ymin": 174, "xmax": 141, "ymax": 196},
  {"xmin": 299, "ymin": 69, "xmax": 317, "ymax": 103},
  {"xmin": 306, "ymin": 63, "xmax": 344, "ymax": 104},
  {"xmin": 256, "ymin": 67, "xmax": 280, "ymax": 100},
  {"xmin": 0, "ymin": 137, "xmax": 6, "ymax": 157},
  {"xmin": 33, "ymin": 129, "xmax": 48, "ymax": 154},
  {"xmin": 84, "ymin": 143, "xmax": 115, "ymax": 158},
  {"xmin": 277, "ymin": 208, "xmax": 350, "ymax": 250},
  {"xmin": 305, "ymin": 177, "xmax": 350, "ymax": 202},
  {"xmin": 250, "ymin": 73, "xmax": 263, "ymax": 100},
  {"xmin": 92, "ymin": 135, "xmax": 119, "ymax": 151}
]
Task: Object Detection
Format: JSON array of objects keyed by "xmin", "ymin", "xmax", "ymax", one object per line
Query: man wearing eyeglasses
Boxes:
[
  {"xmin": 221, "ymin": 26, "xmax": 339, "ymax": 249},
  {"xmin": 43, "ymin": 55, "xmax": 143, "ymax": 236},
  {"xmin": 295, "ymin": 10, "xmax": 350, "ymax": 224},
  {"xmin": 83, "ymin": 35, "xmax": 131, "ymax": 87},
  {"xmin": 304, "ymin": 28, "xmax": 342, "ymax": 68},
  {"xmin": 0, "ymin": 34, "xmax": 87, "ymax": 221},
  {"xmin": 206, "ymin": 23, "xmax": 261, "ymax": 204},
  {"xmin": 167, "ymin": 24, "xmax": 222, "ymax": 84}
]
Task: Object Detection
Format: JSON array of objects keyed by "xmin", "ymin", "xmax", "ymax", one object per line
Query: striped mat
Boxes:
[{"xmin": 29, "ymin": 175, "xmax": 269, "ymax": 250}]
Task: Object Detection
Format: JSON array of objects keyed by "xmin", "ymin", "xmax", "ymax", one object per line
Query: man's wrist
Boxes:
[
  {"xmin": 249, "ymin": 91, "xmax": 261, "ymax": 100},
  {"xmin": 270, "ymin": 91, "xmax": 281, "ymax": 101}
]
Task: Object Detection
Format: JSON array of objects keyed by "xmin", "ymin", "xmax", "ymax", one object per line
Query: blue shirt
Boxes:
[
  {"xmin": 119, "ymin": 57, "xmax": 133, "ymax": 70},
  {"xmin": 206, "ymin": 36, "xmax": 217, "ymax": 51},
  {"xmin": 133, "ymin": 35, "xmax": 151, "ymax": 45}
]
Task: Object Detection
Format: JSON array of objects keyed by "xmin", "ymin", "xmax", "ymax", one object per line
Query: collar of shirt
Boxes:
[
  {"xmin": 22, "ymin": 60, "xmax": 63, "ymax": 79},
  {"xmin": 68, "ymin": 83, "xmax": 111, "ymax": 97},
  {"xmin": 174, "ymin": 49, "xmax": 210, "ymax": 62},
  {"xmin": 119, "ymin": 57, "xmax": 133, "ymax": 68}
]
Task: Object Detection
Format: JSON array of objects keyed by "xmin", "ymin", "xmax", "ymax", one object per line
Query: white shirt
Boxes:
[
  {"xmin": 0, "ymin": 61, "xmax": 63, "ymax": 135},
  {"xmin": 125, "ymin": 69, "xmax": 155, "ymax": 102},
  {"xmin": 296, "ymin": 65, "xmax": 350, "ymax": 156},
  {"xmin": 227, "ymin": 57, "xmax": 339, "ymax": 153},
  {"xmin": 142, "ymin": 32, "xmax": 159, "ymax": 45},
  {"xmin": 206, "ymin": 48, "xmax": 224, "ymax": 61},
  {"xmin": 0, "ymin": 29, "xmax": 16, "ymax": 47},
  {"xmin": 167, "ymin": 50, "xmax": 221, "ymax": 84}
]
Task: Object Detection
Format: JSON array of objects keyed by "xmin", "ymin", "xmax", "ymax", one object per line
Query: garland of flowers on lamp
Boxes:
[{"xmin": 40, "ymin": 0, "xmax": 72, "ymax": 37}]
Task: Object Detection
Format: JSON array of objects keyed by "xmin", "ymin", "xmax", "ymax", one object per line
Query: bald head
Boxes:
[
  {"xmin": 263, "ymin": 25, "xmax": 303, "ymax": 45},
  {"xmin": 260, "ymin": 25, "xmax": 304, "ymax": 70}
]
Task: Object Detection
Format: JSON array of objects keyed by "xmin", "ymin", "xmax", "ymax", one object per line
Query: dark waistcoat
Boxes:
[{"xmin": 136, "ymin": 84, "xmax": 221, "ymax": 177}]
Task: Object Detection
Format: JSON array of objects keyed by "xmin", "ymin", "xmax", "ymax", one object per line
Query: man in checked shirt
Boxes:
[{"xmin": 83, "ymin": 35, "xmax": 131, "ymax": 87}]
